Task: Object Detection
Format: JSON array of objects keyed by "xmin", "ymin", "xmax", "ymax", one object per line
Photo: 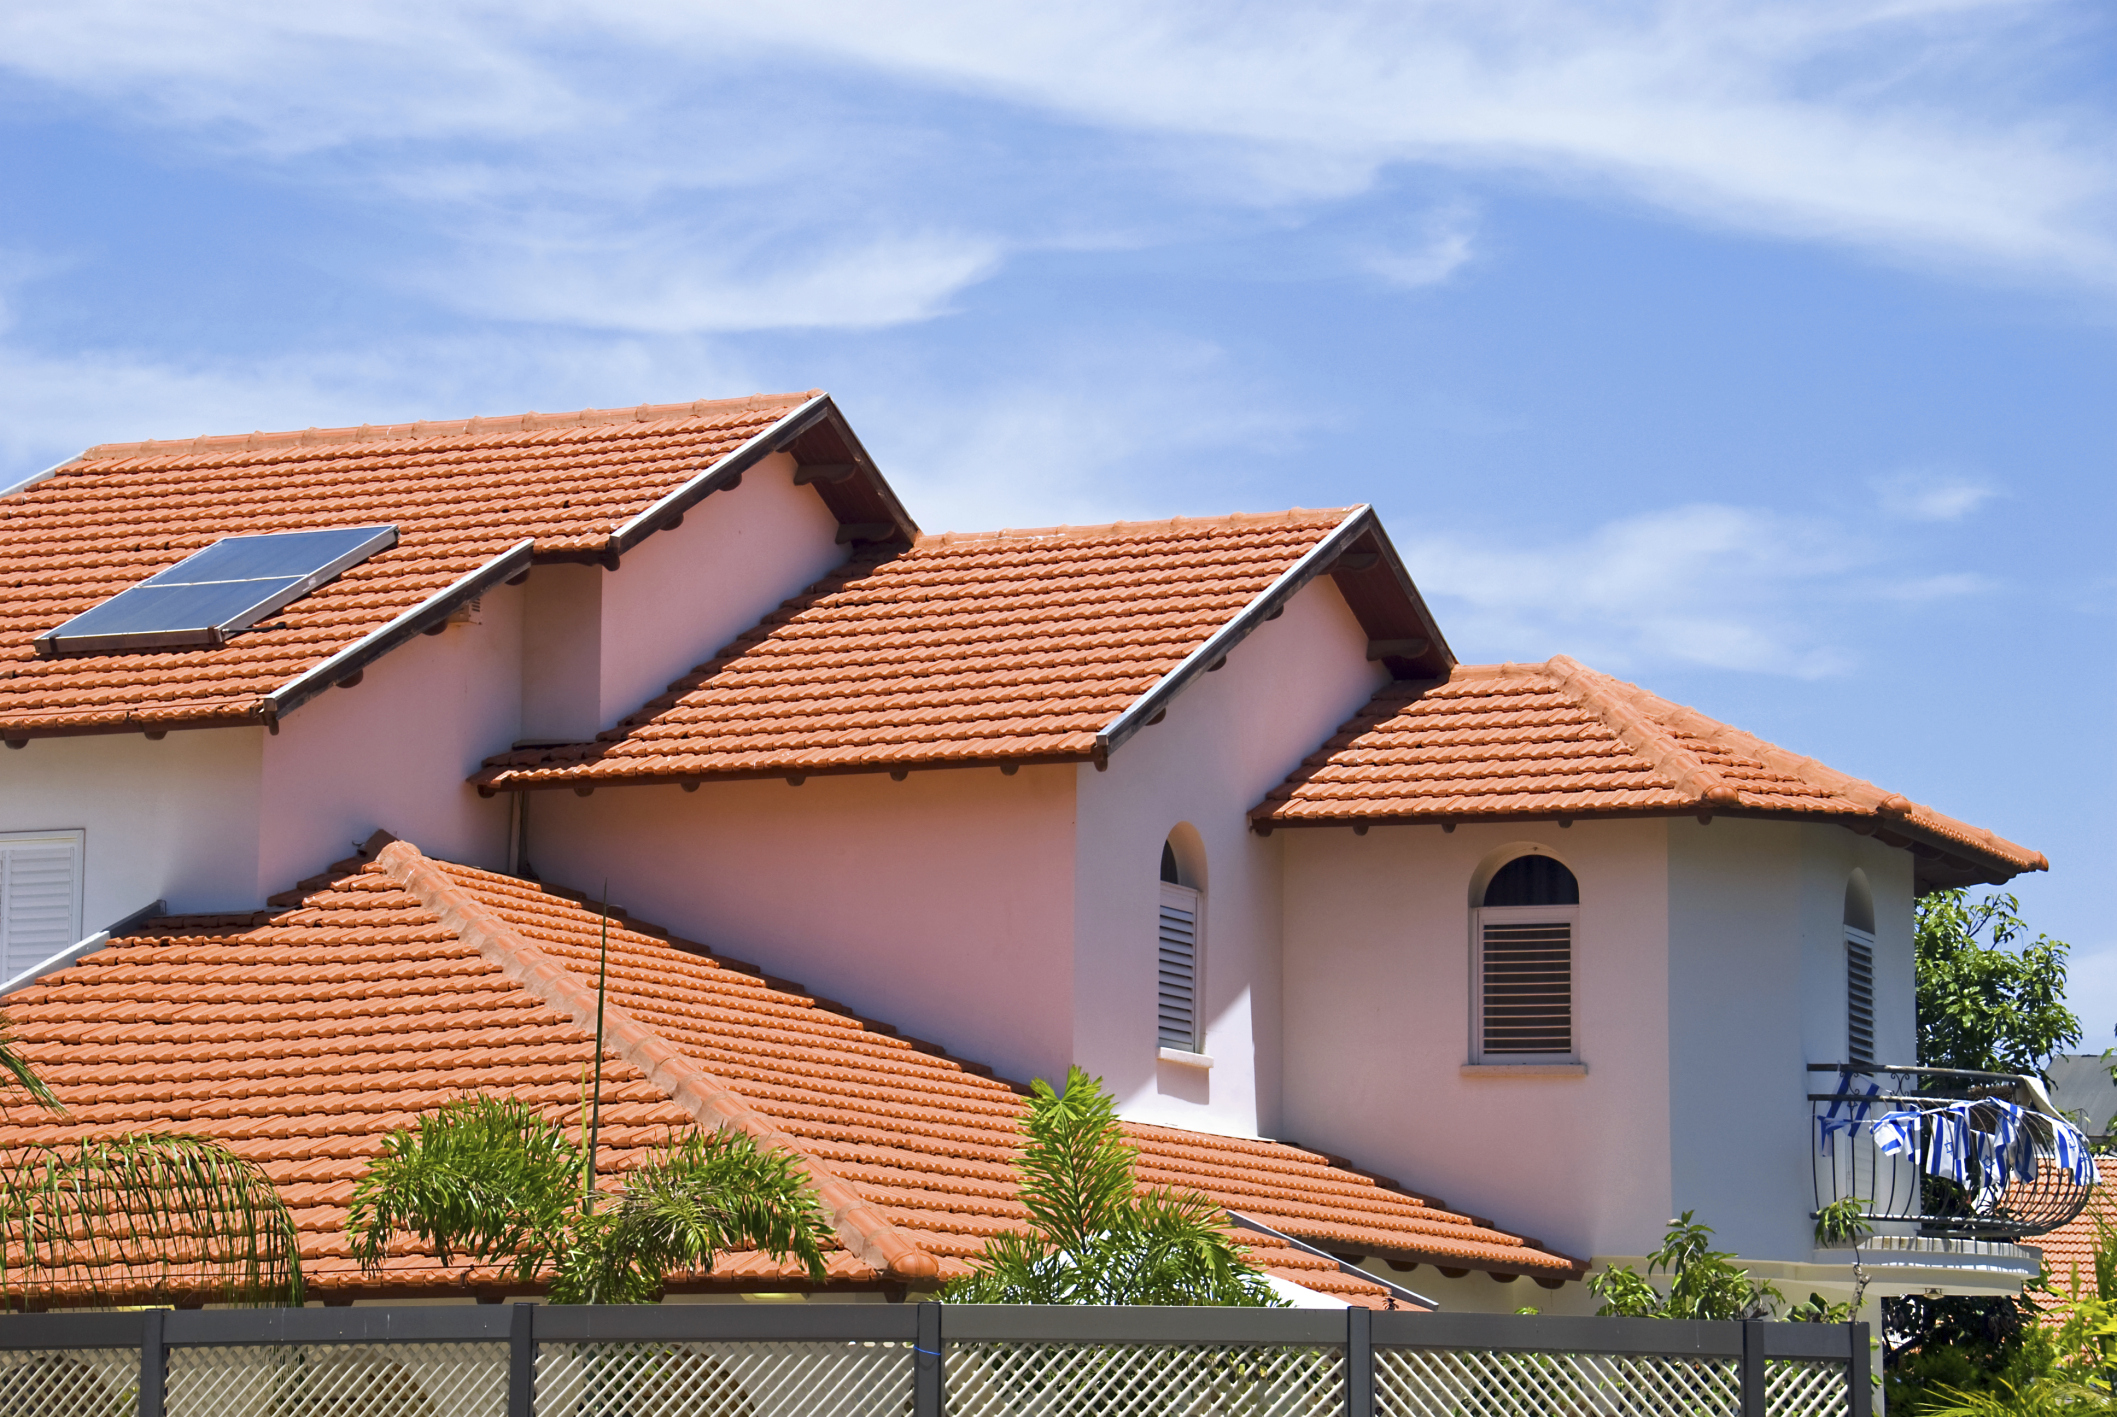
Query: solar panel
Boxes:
[{"xmin": 34, "ymin": 525, "xmax": 399, "ymax": 658}]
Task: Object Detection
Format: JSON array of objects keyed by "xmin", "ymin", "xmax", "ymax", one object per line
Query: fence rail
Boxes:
[{"xmin": 0, "ymin": 1303, "xmax": 1870, "ymax": 1417}]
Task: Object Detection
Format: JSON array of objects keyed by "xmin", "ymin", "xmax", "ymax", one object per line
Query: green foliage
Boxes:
[
  {"xmin": 1587, "ymin": 1213, "xmax": 1782, "ymax": 1320},
  {"xmin": 348, "ymin": 1094, "xmax": 832, "ymax": 1303},
  {"xmin": 1885, "ymin": 1294, "xmax": 2048, "ymax": 1416},
  {"xmin": 943, "ymin": 1066, "xmax": 1280, "ymax": 1306},
  {"xmin": 0, "ymin": 1015, "xmax": 302, "ymax": 1309},
  {"xmin": 1815, "ymin": 1196, "xmax": 1875, "ymax": 1249},
  {"xmin": 0, "ymin": 1132, "xmax": 305, "ymax": 1308},
  {"xmin": 1916, "ymin": 890, "xmax": 2080, "ymax": 1075},
  {"xmin": 1920, "ymin": 1377, "xmax": 2117, "ymax": 1417}
]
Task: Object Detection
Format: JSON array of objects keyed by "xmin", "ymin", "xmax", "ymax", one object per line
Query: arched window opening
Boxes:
[
  {"xmin": 1157, "ymin": 831, "xmax": 1205, "ymax": 1055},
  {"xmin": 1473, "ymin": 853, "xmax": 1579, "ymax": 1063},
  {"xmin": 1845, "ymin": 872, "xmax": 1876, "ymax": 1067}
]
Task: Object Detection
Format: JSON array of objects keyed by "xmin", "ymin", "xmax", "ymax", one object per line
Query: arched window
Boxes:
[
  {"xmin": 1158, "ymin": 832, "xmax": 1205, "ymax": 1055},
  {"xmin": 1844, "ymin": 873, "xmax": 1876, "ymax": 1068},
  {"xmin": 1473, "ymin": 854, "xmax": 1579, "ymax": 1062}
]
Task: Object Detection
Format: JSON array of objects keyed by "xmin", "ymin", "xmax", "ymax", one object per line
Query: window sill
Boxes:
[
  {"xmin": 1159, "ymin": 1047, "xmax": 1214, "ymax": 1069},
  {"xmin": 1460, "ymin": 1063, "xmax": 1587, "ymax": 1078}
]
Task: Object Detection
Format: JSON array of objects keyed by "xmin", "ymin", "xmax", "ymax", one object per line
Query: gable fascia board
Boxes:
[
  {"xmin": 375, "ymin": 840, "xmax": 940, "ymax": 1282},
  {"xmin": 1360, "ymin": 516, "xmax": 1457, "ymax": 669},
  {"xmin": 1097, "ymin": 506, "xmax": 1435, "ymax": 764},
  {"xmin": 263, "ymin": 539, "xmax": 534, "ymax": 724},
  {"xmin": 0, "ymin": 898, "xmax": 164, "ymax": 999},
  {"xmin": 606, "ymin": 394, "xmax": 918, "ymax": 561},
  {"xmin": 0, "ymin": 452, "xmax": 88, "ymax": 503},
  {"xmin": 1227, "ymin": 1212, "xmax": 1441, "ymax": 1307}
]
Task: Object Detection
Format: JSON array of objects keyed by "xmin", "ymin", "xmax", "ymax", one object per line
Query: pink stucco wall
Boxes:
[
  {"xmin": 529, "ymin": 766, "xmax": 1081, "ymax": 1089},
  {"xmin": 1074, "ymin": 574, "xmax": 1387, "ymax": 1140}
]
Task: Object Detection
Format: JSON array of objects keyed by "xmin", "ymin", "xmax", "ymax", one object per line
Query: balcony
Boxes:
[{"xmin": 1810, "ymin": 1063, "xmax": 2097, "ymax": 1243}]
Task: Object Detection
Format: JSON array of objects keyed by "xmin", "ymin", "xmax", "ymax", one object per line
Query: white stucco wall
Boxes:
[
  {"xmin": 594, "ymin": 451, "xmax": 846, "ymax": 731},
  {"xmin": 1279, "ymin": 817, "xmax": 1675, "ymax": 1264},
  {"xmin": 0, "ymin": 726, "xmax": 264, "ymax": 924},
  {"xmin": 528, "ymin": 766, "xmax": 1081, "ymax": 1088},
  {"xmin": 257, "ymin": 582, "xmax": 526, "ymax": 895},
  {"xmin": 1075, "ymin": 575, "xmax": 1388, "ymax": 1140},
  {"xmin": 1666, "ymin": 815, "xmax": 1919, "ymax": 1265}
]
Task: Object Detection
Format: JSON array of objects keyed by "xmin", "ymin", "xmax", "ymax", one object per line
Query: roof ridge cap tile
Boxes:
[
  {"xmin": 69, "ymin": 390, "xmax": 822, "ymax": 464},
  {"xmin": 913, "ymin": 507, "xmax": 1355, "ymax": 549},
  {"xmin": 1543, "ymin": 655, "xmax": 1739, "ymax": 808},
  {"xmin": 374, "ymin": 839, "xmax": 938, "ymax": 1281}
]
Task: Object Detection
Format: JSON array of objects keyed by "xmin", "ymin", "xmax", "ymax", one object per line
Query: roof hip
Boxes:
[
  {"xmin": 1545, "ymin": 655, "xmax": 1740, "ymax": 808},
  {"xmin": 373, "ymin": 839, "xmax": 941, "ymax": 1282}
]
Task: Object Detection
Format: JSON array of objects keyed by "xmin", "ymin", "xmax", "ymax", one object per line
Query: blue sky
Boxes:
[{"xmin": 3, "ymin": 2, "xmax": 2112, "ymax": 1039}]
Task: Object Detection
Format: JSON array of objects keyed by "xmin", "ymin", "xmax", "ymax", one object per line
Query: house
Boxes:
[{"xmin": 0, "ymin": 391, "xmax": 2064, "ymax": 1315}]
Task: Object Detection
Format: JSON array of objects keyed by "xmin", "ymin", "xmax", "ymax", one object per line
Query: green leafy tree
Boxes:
[
  {"xmin": 0, "ymin": 1017, "xmax": 304, "ymax": 1308},
  {"xmin": 1916, "ymin": 889, "xmax": 2079, "ymax": 1076},
  {"xmin": 347, "ymin": 1094, "xmax": 833, "ymax": 1303},
  {"xmin": 943, "ymin": 1066, "xmax": 1279, "ymax": 1306},
  {"xmin": 1588, "ymin": 1213, "xmax": 1783, "ymax": 1320}
]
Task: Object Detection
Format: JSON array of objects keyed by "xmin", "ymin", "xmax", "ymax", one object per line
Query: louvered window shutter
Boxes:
[
  {"xmin": 1845, "ymin": 927, "xmax": 1876, "ymax": 1067},
  {"xmin": 1476, "ymin": 913, "xmax": 1574, "ymax": 1058},
  {"xmin": 1158, "ymin": 883, "xmax": 1201, "ymax": 1052},
  {"xmin": 0, "ymin": 833, "xmax": 83, "ymax": 980}
]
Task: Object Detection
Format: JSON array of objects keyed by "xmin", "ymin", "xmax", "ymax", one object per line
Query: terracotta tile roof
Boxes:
[
  {"xmin": 477, "ymin": 510, "xmax": 1374, "ymax": 790},
  {"xmin": 0, "ymin": 393, "xmax": 830, "ymax": 741},
  {"xmin": 0, "ymin": 838, "xmax": 1582, "ymax": 1305},
  {"xmin": 2030, "ymin": 1186, "xmax": 2116, "ymax": 1314},
  {"xmin": 1251, "ymin": 656, "xmax": 2045, "ymax": 890}
]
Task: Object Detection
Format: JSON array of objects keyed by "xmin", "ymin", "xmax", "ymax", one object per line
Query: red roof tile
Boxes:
[
  {"xmin": 477, "ymin": 510, "xmax": 1367, "ymax": 789},
  {"xmin": 0, "ymin": 394, "xmax": 824, "ymax": 740},
  {"xmin": 1251, "ymin": 657, "xmax": 2043, "ymax": 890},
  {"xmin": 0, "ymin": 838, "xmax": 1582, "ymax": 1304}
]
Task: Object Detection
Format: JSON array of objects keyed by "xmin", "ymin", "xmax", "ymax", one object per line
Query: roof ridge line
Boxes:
[
  {"xmin": 914, "ymin": 506, "xmax": 1355, "ymax": 548},
  {"xmin": 1611, "ymin": 679, "xmax": 2045, "ymax": 870},
  {"xmin": 374, "ymin": 839, "xmax": 940, "ymax": 1282},
  {"xmin": 70, "ymin": 390, "xmax": 824, "ymax": 464},
  {"xmin": 1543, "ymin": 655, "xmax": 1739, "ymax": 808}
]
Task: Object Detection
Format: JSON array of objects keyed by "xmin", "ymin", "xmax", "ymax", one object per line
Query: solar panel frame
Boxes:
[{"xmin": 33, "ymin": 525, "xmax": 399, "ymax": 658}]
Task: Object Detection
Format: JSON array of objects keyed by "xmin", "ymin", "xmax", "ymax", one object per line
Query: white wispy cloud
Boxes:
[
  {"xmin": 1874, "ymin": 469, "xmax": 2001, "ymax": 521},
  {"xmin": 1363, "ymin": 203, "xmax": 1480, "ymax": 289},
  {"xmin": 1402, "ymin": 499, "xmax": 1995, "ymax": 678},
  {"xmin": 2, "ymin": 0, "xmax": 2112, "ymax": 305}
]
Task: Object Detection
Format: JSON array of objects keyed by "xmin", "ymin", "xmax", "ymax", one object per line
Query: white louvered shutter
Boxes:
[
  {"xmin": 1845, "ymin": 926, "xmax": 1876, "ymax": 1066},
  {"xmin": 1477, "ymin": 913, "xmax": 1573, "ymax": 1058},
  {"xmin": 0, "ymin": 833, "xmax": 83, "ymax": 980},
  {"xmin": 1158, "ymin": 883, "xmax": 1201, "ymax": 1052}
]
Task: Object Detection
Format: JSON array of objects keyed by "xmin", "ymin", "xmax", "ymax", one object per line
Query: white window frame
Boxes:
[
  {"xmin": 0, "ymin": 828, "xmax": 86, "ymax": 981},
  {"xmin": 1845, "ymin": 925, "xmax": 1876, "ymax": 1067},
  {"xmin": 1157, "ymin": 881, "xmax": 1206, "ymax": 1056},
  {"xmin": 1471, "ymin": 902, "xmax": 1579, "ymax": 1065}
]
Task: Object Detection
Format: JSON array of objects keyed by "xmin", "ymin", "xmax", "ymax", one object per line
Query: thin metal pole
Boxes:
[
  {"xmin": 1345, "ymin": 1306, "xmax": 1373, "ymax": 1417},
  {"xmin": 139, "ymin": 1308, "xmax": 166, "ymax": 1417},
  {"xmin": 584, "ymin": 883, "xmax": 610, "ymax": 1208},
  {"xmin": 915, "ymin": 1301, "xmax": 944, "ymax": 1417},
  {"xmin": 508, "ymin": 1302, "xmax": 535, "ymax": 1417}
]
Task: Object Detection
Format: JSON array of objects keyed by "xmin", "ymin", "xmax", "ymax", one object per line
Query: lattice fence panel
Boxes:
[
  {"xmin": 1375, "ymin": 1347, "xmax": 1742, "ymax": 1417},
  {"xmin": 166, "ymin": 1341, "xmax": 507, "ymax": 1417},
  {"xmin": 945, "ymin": 1341, "xmax": 1343, "ymax": 1417},
  {"xmin": 536, "ymin": 1339, "xmax": 913, "ymax": 1417},
  {"xmin": 1765, "ymin": 1359, "xmax": 1848, "ymax": 1417},
  {"xmin": 0, "ymin": 1346, "xmax": 138, "ymax": 1417}
]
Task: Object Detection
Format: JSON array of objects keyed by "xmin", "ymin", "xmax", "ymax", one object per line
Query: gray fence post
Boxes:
[
  {"xmin": 916, "ymin": 1301, "xmax": 944, "ymax": 1417},
  {"xmin": 1848, "ymin": 1322, "xmax": 1872, "ymax": 1417},
  {"xmin": 1345, "ymin": 1306, "xmax": 1373, "ymax": 1417},
  {"xmin": 139, "ymin": 1308, "xmax": 166, "ymax": 1417},
  {"xmin": 1740, "ymin": 1321, "xmax": 1765, "ymax": 1417},
  {"xmin": 508, "ymin": 1302, "xmax": 535, "ymax": 1417}
]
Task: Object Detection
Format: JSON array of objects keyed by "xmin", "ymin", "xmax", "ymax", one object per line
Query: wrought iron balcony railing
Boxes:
[{"xmin": 1810, "ymin": 1063, "xmax": 2098, "ymax": 1242}]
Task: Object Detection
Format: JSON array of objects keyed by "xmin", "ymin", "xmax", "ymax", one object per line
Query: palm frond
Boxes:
[
  {"xmin": 347, "ymin": 1095, "xmax": 580, "ymax": 1280},
  {"xmin": 0, "ymin": 1020, "xmax": 62, "ymax": 1115},
  {"xmin": 0, "ymin": 1133, "xmax": 301, "ymax": 1309}
]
